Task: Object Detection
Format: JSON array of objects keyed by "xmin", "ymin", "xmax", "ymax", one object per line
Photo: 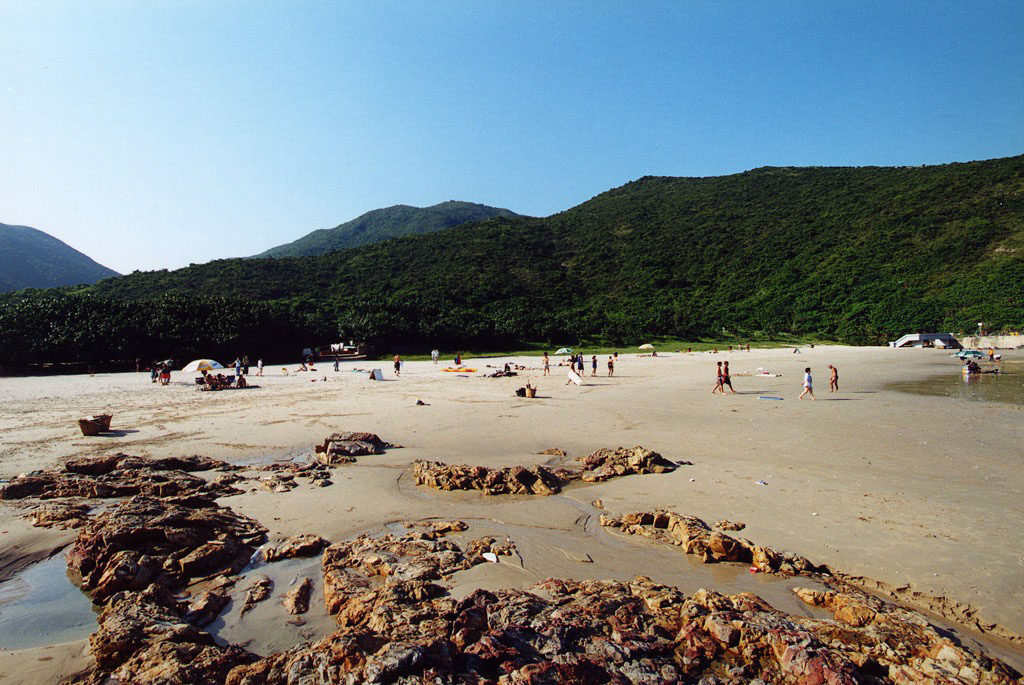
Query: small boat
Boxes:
[{"xmin": 78, "ymin": 414, "xmax": 113, "ymax": 436}]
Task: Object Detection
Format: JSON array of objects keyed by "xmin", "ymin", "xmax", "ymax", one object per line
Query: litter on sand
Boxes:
[
  {"xmin": 758, "ymin": 396, "xmax": 784, "ymax": 400},
  {"xmin": 482, "ymin": 552, "xmax": 498, "ymax": 563},
  {"xmin": 755, "ymin": 480, "xmax": 768, "ymax": 486}
]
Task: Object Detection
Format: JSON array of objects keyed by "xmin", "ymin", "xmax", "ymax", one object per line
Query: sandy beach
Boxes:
[{"xmin": 1, "ymin": 345, "xmax": 1022, "ymax": 681}]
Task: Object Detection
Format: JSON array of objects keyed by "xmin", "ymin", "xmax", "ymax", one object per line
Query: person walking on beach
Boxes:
[
  {"xmin": 591, "ymin": 355, "xmax": 598, "ymax": 376},
  {"xmin": 256, "ymin": 358, "xmax": 263, "ymax": 376},
  {"xmin": 431, "ymin": 349, "xmax": 439, "ymax": 364},
  {"xmin": 722, "ymin": 361, "xmax": 736, "ymax": 393},
  {"xmin": 393, "ymin": 354, "xmax": 402, "ymax": 377},
  {"xmin": 334, "ymin": 354, "xmax": 340, "ymax": 372},
  {"xmin": 607, "ymin": 356, "xmax": 614, "ymax": 376},
  {"xmin": 543, "ymin": 353, "xmax": 550, "ymax": 376},
  {"xmin": 828, "ymin": 364, "xmax": 839, "ymax": 393},
  {"xmin": 233, "ymin": 357, "xmax": 241, "ymax": 381},
  {"xmin": 242, "ymin": 355, "xmax": 250, "ymax": 375},
  {"xmin": 799, "ymin": 367, "xmax": 815, "ymax": 400},
  {"xmin": 712, "ymin": 361, "xmax": 724, "ymax": 394}
]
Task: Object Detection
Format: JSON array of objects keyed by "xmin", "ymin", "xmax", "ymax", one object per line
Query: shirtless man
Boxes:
[
  {"xmin": 828, "ymin": 364, "xmax": 839, "ymax": 393},
  {"xmin": 712, "ymin": 361, "xmax": 724, "ymax": 394}
]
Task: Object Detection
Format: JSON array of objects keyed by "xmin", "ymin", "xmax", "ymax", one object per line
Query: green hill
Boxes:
[
  {"xmin": 2, "ymin": 155, "xmax": 1022, "ymax": 366},
  {"xmin": 253, "ymin": 201, "xmax": 522, "ymax": 258},
  {"xmin": 0, "ymin": 223, "xmax": 119, "ymax": 293}
]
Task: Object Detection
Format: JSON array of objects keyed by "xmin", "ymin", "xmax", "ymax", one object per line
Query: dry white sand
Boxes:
[{"xmin": 1, "ymin": 345, "xmax": 1022, "ymax": 678}]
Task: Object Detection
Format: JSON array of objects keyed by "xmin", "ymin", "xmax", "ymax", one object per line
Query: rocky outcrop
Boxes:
[
  {"xmin": 601, "ymin": 510, "xmax": 823, "ymax": 575},
  {"xmin": 578, "ymin": 445, "xmax": 678, "ymax": 481},
  {"xmin": 28, "ymin": 500, "xmax": 92, "ymax": 528},
  {"xmin": 412, "ymin": 460, "xmax": 576, "ymax": 495},
  {"xmin": 227, "ymin": 574, "xmax": 1021, "ymax": 684},
  {"xmin": 715, "ymin": 519, "xmax": 746, "ymax": 531},
  {"xmin": 240, "ymin": 574, "xmax": 273, "ymax": 617},
  {"xmin": 264, "ymin": 534, "xmax": 329, "ymax": 562},
  {"xmin": 284, "ymin": 578, "xmax": 314, "ymax": 615},
  {"xmin": 66, "ymin": 495, "xmax": 266, "ymax": 602},
  {"xmin": 315, "ymin": 432, "xmax": 395, "ymax": 465},
  {"xmin": 1, "ymin": 454, "xmax": 242, "ymax": 501},
  {"xmin": 412, "ymin": 446, "xmax": 679, "ymax": 497}
]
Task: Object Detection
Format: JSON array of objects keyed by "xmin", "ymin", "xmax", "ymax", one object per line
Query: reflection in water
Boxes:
[
  {"xmin": 887, "ymin": 362, "xmax": 1023, "ymax": 406},
  {"xmin": 0, "ymin": 551, "xmax": 96, "ymax": 649}
]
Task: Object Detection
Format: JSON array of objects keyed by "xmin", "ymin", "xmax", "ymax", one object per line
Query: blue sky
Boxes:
[{"xmin": 2, "ymin": 1, "xmax": 1022, "ymax": 273}]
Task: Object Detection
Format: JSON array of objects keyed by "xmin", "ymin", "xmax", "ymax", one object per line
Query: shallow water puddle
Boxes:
[
  {"xmin": 205, "ymin": 555, "xmax": 338, "ymax": 657},
  {"xmin": 887, "ymin": 361, "xmax": 1024, "ymax": 405},
  {"xmin": 0, "ymin": 550, "xmax": 96, "ymax": 649}
]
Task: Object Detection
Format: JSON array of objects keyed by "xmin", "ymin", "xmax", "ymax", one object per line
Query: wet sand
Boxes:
[{"xmin": 1, "ymin": 345, "xmax": 1022, "ymax": 679}]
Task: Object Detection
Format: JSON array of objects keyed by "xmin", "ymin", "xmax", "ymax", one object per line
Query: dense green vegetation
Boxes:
[
  {"xmin": 2, "ymin": 155, "xmax": 1022, "ymax": 367},
  {"xmin": 0, "ymin": 222, "xmax": 119, "ymax": 292},
  {"xmin": 254, "ymin": 201, "xmax": 521, "ymax": 258}
]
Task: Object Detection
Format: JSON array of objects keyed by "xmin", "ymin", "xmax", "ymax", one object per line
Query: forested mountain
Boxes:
[
  {"xmin": 254, "ymin": 201, "xmax": 521, "ymax": 258},
  {"xmin": 0, "ymin": 223, "xmax": 118, "ymax": 293},
  {"xmin": 2, "ymin": 155, "xmax": 1022, "ymax": 366}
]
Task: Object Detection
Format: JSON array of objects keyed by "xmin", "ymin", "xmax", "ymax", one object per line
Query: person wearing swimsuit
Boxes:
[
  {"xmin": 722, "ymin": 361, "xmax": 736, "ymax": 393},
  {"xmin": 828, "ymin": 365, "xmax": 839, "ymax": 393},
  {"xmin": 712, "ymin": 361, "xmax": 724, "ymax": 394}
]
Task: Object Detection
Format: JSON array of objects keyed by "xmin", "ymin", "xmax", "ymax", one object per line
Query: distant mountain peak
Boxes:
[
  {"xmin": 253, "ymin": 201, "xmax": 523, "ymax": 258},
  {"xmin": 0, "ymin": 222, "xmax": 119, "ymax": 293}
]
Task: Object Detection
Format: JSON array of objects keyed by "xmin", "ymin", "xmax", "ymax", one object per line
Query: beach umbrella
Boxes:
[
  {"xmin": 638, "ymin": 343, "xmax": 655, "ymax": 350},
  {"xmin": 181, "ymin": 359, "xmax": 224, "ymax": 373},
  {"xmin": 555, "ymin": 347, "xmax": 573, "ymax": 355}
]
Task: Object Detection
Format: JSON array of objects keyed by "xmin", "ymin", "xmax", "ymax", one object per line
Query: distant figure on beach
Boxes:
[
  {"xmin": 256, "ymin": 358, "xmax": 264, "ymax": 376},
  {"xmin": 454, "ymin": 352, "xmax": 462, "ymax": 366},
  {"xmin": 159, "ymin": 363, "xmax": 171, "ymax": 385},
  {"xmin": 150, "ymin": 363, "xmax": 159, "ymax": 383},
  {"xmin": 712, "ymin": 361, "xmax": 724, "ymax": 394},
  {"xmin": 543, "ymin": 353, "xmax": 550, "ymax": 376},
  {"xmin": 607, "ymin": 356, "xmax": 614, "ymax": 376},
  {"xmin": 233, "ymin": 357, "xmax": 241, "ymax": 380},
  {"xmin": 242, "ymin": 355, "xmax": 250, "ymax": 375},
  {"xmin": 988, "ymin": 347, "xmax": 995, "ymax": 362},
  {"xmin": 722, "ymin": 361, "xmax": 736, "ymax": 393},
  {"xmin": 687, "ymin": 348, "xmax": 692, "ymax": 354},
  {"xmin": 334, "ymin": 355, "xmax": 340, "ymax": 372},
  {"xmin": 828, "ymin": 365, "xmax": 839, "ymax": 393},
  {"xmin": 591, "ymin": 355, "xmax": 597, "ymax": 376},
  {"xmin": 431, "ymin": 349, "xmax": 439, "ymax": 364},
  {"xmin": 393, "ymin": 354, "xmax": 402, "ymax": 376},
  {"xmin": 799, "ymin": 367, "xmax": 815, "ymax": 400},
  {"xmin": 746, "ymin": 343, "xmax": 751, "ymax": 352},
  {"xmin": 576, "ymin": 355, "xmax": 584, "ymax": 375}
]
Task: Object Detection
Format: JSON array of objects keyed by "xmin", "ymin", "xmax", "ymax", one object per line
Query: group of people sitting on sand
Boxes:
[{"xmin": 200, "ymin": 370, "xmax": 247, "ymax": 390}]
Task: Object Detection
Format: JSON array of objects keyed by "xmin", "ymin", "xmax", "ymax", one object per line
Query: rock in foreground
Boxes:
[{"xmin": 412, "ymin": 460, "xmax": 574, "ymax": 495}]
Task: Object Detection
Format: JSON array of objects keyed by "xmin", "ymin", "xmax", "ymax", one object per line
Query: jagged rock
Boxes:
[
  {"xmin": 28, "ymin": 500, "xmax": 92, "ymax": 528},
  {"xmin": 537, "ymin": 447, "xmax": 567, "ymax": 457},
  {"xmin": 66, "ymin": 495, "xmax": 266, "ymax": 600},
  {"xmin": 185, "ymin": 587, "xmax": 231, "ymax": 627},
  {"xmin": 601, "ymin": 510, "xmax": 822, "ymax": 574},
  {"xmin": 259, "ymin": 474, "xmax": 296, "ymax": 493},
  {"xmin": 225, "ymin": 575, "xmax": 1022, "ymax": 684},
  {"xmin": 64, "ymin": 453, "xmax": 232, "ymax": 476},
  {"xmin": 1, "ymin": 455, "xmax": 242, "ymax": 501},
  {"xmin": 315, "ymin": 432, "xmax": 393, "ymax": 465},
  {"xmin": 465, "ymin": 536, "xmax": 516, "ymax": 561},
  {"xmin": 264, "ymin": 534, "xmax": 329, "ymax": 562},
  {"xmin": 321, "ymin": 526, "xmax": 484, "ymax": 617},
  {"xmin": 412, "ymin": 459, "xmax": 575, "ymax": 495},
  {"xmin": 578, "ymin": 445, "xmax": 678, "ymax": 482},
  {"xmin": 284, "ymin": 578, "xmax": 313, "ymax": 615},
  {"xmin": 715, "ymin": 519, "xmax": 745, "ymax": 531},
  {"xmin": 240, "ymin": 574, "xmax": 273, "ymax": 617}
]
